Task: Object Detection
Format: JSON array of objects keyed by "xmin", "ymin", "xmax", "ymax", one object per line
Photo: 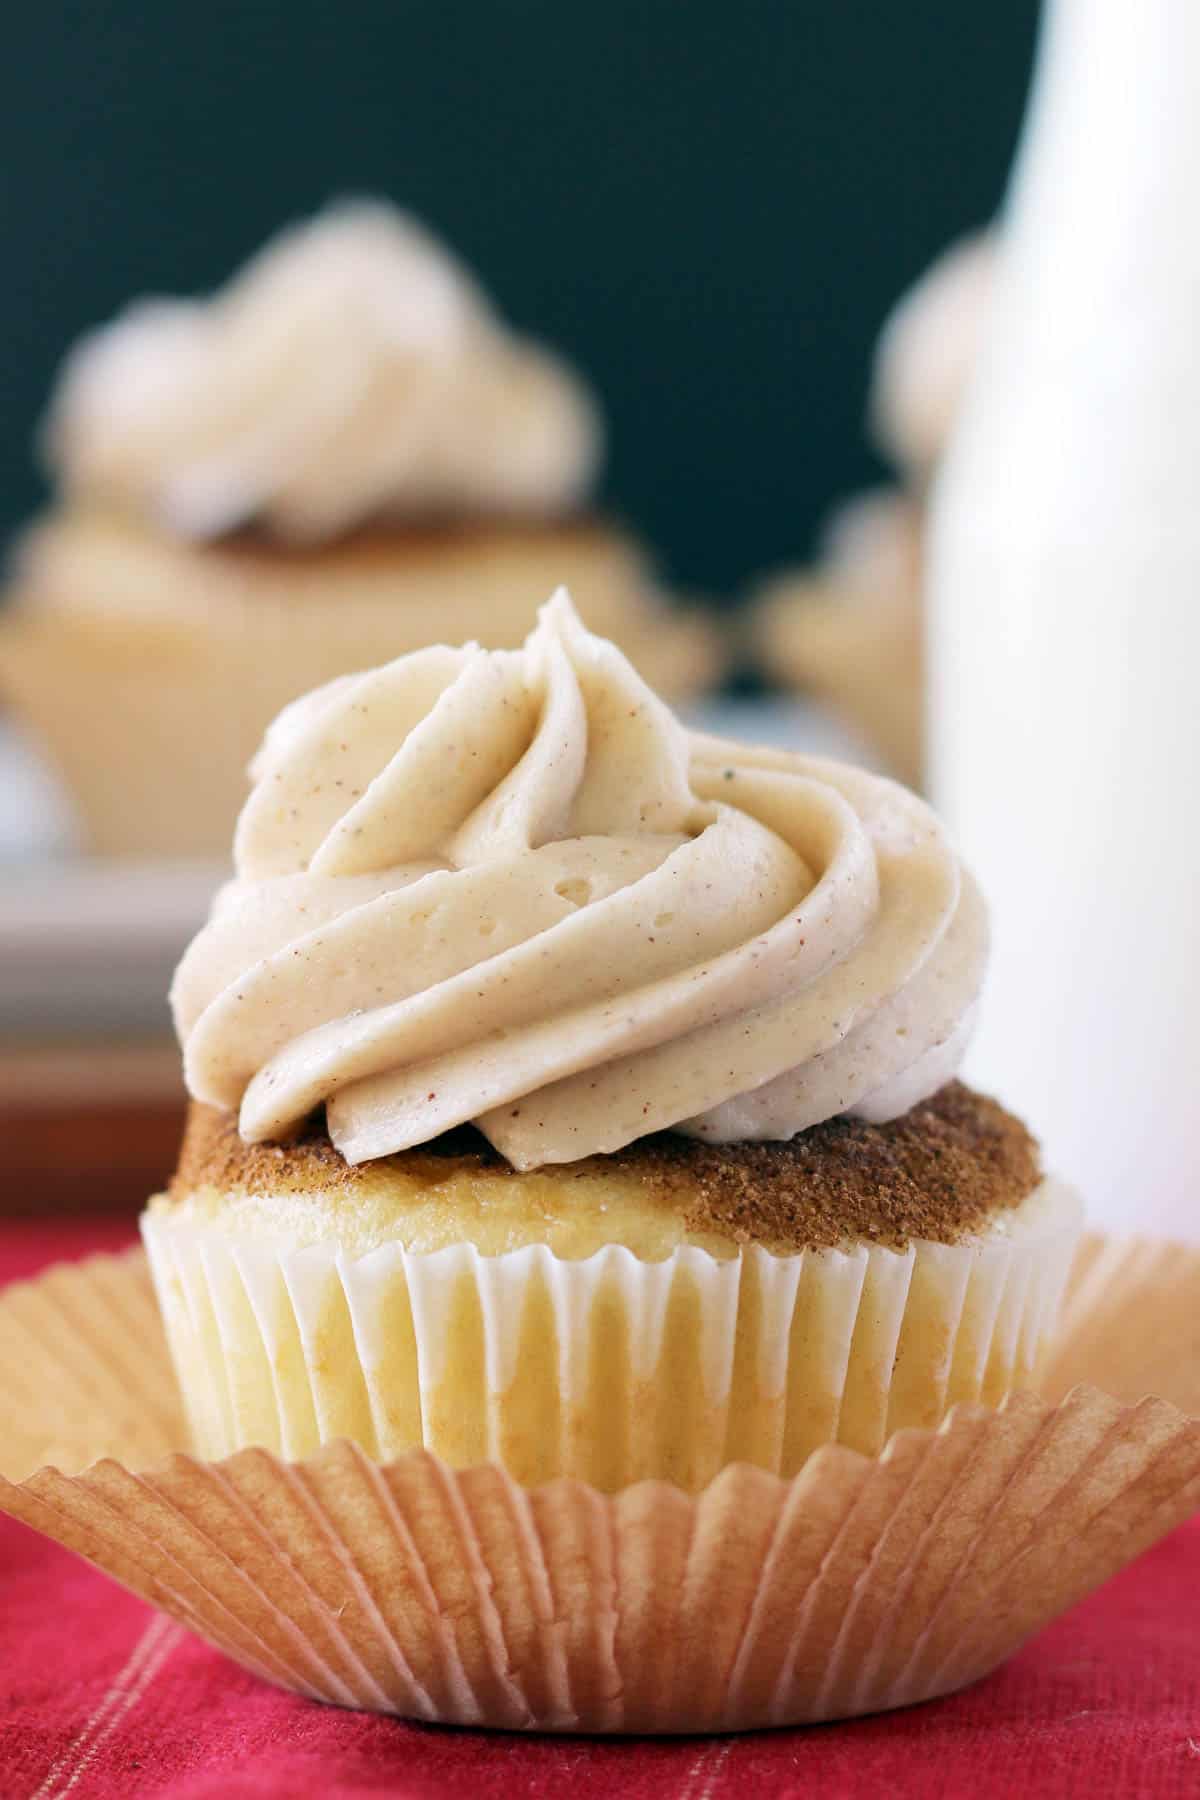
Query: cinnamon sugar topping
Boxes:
[{"xmin": 170, "ymin": 1081, "xmax": 1040, "ymax": 1253}]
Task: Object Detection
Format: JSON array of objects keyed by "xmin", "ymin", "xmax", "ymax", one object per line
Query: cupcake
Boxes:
[
  {"xmin": 142, "ymin": 591, "xmax": 1081, "ymax": 1494},
  {"xmin": 753, "ymin": 490, "xmax": 924, "ymax": 787},
  {"xmin": 0, "ymin": 203, "xmax": 719, "ymax": 857},
  {"xmin": 752, "ymin": 232, "xmax": 998, "ymax": 788}
]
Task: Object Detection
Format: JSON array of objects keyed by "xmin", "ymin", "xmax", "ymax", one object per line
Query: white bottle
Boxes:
[{"xmin": 929, "ymin": 0, "xmax": 1200, "ymax": 1238}]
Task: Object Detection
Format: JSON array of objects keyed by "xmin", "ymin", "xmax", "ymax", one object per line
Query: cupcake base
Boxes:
[
  {"xmin": 145, "ymin": 1087, "xmax": 1081, "ymax": 1489},
  {"xmin": 143, "ymin": 1180, "xmax": 1080, "ymax": 1490}
]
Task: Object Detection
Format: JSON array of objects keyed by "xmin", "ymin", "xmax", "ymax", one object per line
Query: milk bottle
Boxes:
[{"xmin": 929, "ymin": 0, "xmax": 1200, "ymax": 1237}]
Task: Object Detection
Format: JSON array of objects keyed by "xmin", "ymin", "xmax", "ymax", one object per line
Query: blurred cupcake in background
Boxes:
[
  {"xmin": 0, "ymin": 201, "xmax": 720, "ymax": 857},
  {"xmin": 754, "ymin": 489, "xmax": 924, "ymax": 788},
  {"xmin": 752, "ymin": 231, "xmax": 997, "ymax": 789}
]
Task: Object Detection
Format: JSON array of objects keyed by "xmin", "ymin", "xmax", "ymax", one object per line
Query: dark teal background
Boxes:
[{"xmin": 2, "ymin": 1, "xmax": 1039, "ymax": 596}]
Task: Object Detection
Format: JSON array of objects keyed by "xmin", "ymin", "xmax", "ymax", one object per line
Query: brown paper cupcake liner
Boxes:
[
  {"xmin": 1041, "ymin": 1233, "xmax": 1200, "ymax": 1417},
  {"xmin": 1, "ymin": 1237, "xmax": 1198, "ymax": 1733}
]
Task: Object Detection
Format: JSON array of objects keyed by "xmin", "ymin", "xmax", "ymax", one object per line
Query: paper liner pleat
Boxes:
[
  {"xmin": 1043, "ymin": 1232, "xmax": 1200, "ymax": 1416},
  {"xmin": 0, "ymin": 1251, "xmax": 179, "ymax": 1477},
  {"xmin": 141, "ymin": 1193, "xmax": 1080, "ymax": 1490},
  {"xmin": 2, "ymin": 1241, "xmax": 1198, "ymax": 1732}
]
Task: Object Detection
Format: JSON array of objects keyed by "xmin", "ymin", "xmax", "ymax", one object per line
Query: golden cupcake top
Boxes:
[
  {"xmin": 173, "ymin": 592, "xmax": 988, "ymax": 1170},
  {"xmin": 164, "ymin": 1082, "xmax": 1042, "ymax": 1258},
  {"xmin": 42, "ymin": 201, "xmax": 602, "ymax": 541}
]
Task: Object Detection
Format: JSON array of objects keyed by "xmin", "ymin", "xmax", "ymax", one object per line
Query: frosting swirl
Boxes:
[
  {"xmin": 44, "ymin": 203, "xmax": 601, "ymax": 541},
  {"xmin": 870, "ymin": 231, "xmax": 997, "ymax": 475},
  {"xmin": 173, "ymin": 593, "xmax": 987, "ymax": 1168}
]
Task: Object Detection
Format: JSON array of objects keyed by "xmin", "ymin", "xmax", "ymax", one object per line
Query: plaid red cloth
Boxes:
[{"xmin": 3, "ymin": 1220, "xmax": 1199, "ymax": 1799}]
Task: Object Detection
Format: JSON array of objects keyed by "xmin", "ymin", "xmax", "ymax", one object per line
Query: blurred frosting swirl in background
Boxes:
[
  {"xmin": 42, "ymin": 202, "xmax": 602, "ymax": 541},
  {"xmin": 869, "ymin": 232, "xmax": 997, "ymax": 480}
]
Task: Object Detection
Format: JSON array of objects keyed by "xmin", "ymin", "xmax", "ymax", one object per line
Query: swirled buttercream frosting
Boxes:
[
  {"xmin": 172, "ymin": 593, "xmax": 988, "ymax": 1169},
  {"xmin": 43, "ymin": 202, "xmax": 601, "ymax": 541}
]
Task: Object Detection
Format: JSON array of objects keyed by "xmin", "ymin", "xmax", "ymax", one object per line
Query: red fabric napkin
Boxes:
[{"xmin": 3, "ymin": 1219, "xmax": 1199, "ymax": 1800}]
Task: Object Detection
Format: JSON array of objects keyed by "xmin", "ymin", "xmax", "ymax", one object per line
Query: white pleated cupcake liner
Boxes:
[{"xmin": 141, "ymin": 1184, "xmax": 1080, "ymax": 1491}]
